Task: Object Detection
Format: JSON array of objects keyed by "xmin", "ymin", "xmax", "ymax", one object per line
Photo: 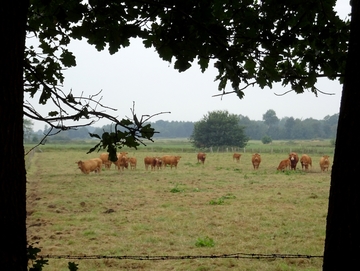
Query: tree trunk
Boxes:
[
  {"xmin": 323, "ymin": 0, "xmax": 360, "ymax": 270},
  {"xmin": 0, "ymin": 0, "xmax": 29, "ymax": 270}
]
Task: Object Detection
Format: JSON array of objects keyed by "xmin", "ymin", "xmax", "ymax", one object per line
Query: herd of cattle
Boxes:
[
  {"xmin": 274, "ymin": 152, "xmax": 330, "ymax": 172},
  {"xmin": 76, "ymin": 151, "xmax": 331, "ymax": 174},
  {"xmin": 76, "ymin": 152, "xmax": 181, "ymax": 174}
]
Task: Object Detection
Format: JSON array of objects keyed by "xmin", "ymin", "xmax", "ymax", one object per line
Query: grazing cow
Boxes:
[
  {"xmin": 197, "ymin": 152, "xmax": 206, "ymax": 164},
  {"xmin": 162, "ymin": 155, "xmax": 181, "ymax": 169},
  {"xmin": 114, "ymin": 154, "xmax": 129, "ymax": 171},
  {"xmin": 289, "ymin": 152, "xmax": 299, "ymax": 170},
  {"xmin": 233, "ymin": 153, "xmax": 241, "ymax": 162},
  {"xmin": 99, "ymin": 153, "xmax": 112, "ymax": 169},
  {"xmin": 300, "ymin": 154, "xmax": 312, "ymax": 171},
  {"xmin": 129, "ymin": 157, "xmax": 137, "ymax": 170},
  {"xmin": 277, "ymin": 159, "xmax": 290, "ymax": 171},
  {"xmin": 76, "ymin": 158, "xmax": 102, "ymax": 174},
  {"xmin": 319, "ymin": 155, "xmax": 331, "ymax": 172},
  {"xmin": 251, "ymin": 153, "xmax": 261, "ymax": 169}
]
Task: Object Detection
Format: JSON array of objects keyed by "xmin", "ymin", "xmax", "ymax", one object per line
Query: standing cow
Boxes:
[
  {"xmin": 129, "ymin": 157, "xmax": 137, "ymax": 170},
  {"xmin": 197, "ymin": 152, "xmax": 206, "ymax": 164},
  {"xmin": 99, "ymin": 153, "xmax": 112, "ymax": 169},
  {"xmin": 320, "ymin": 155, "xmax": 331, "ymax": 172},
  {"xmin": 144, "ymin": 156, "xmax": 154, "ymax": 170},
  {"xmin": 300, "ymin": 154, "xmax": 312, "ymax": 171},
  {"xmin": 162, "ymin": 155, "xmax": 181, "ymax": 169},
  {"xmin": 154, "ymin": 157, "xmax": 162, "ymax": 170},
  {"xmin": 289, "ymin": 152, "xmax": 299, "ymax": 170},
  {"xmin": 251, "ymin": 153, "xmax": 261, "ymax": 169},
  {"xmin": 233, "ymin": 153, "xmax": 241, "ymax": 162},
  {"xmin": 114, "ymin": 154, "xmax": 129, "ymax": 171}
]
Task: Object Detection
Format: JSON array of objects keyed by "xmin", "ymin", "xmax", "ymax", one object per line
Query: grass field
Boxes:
[{"xmin": 26, "ymin": 141, "xmax": 332, "ymax": 271}]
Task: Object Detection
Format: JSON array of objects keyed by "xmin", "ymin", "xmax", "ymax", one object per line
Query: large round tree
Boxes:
[{"xmin": 190, "ymin": 110, "xmax": 248, "ymax": 149}]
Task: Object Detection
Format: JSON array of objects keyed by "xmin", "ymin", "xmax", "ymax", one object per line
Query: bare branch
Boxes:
[
  {"xmin": 274, "ymin": 87, "xmax": 336, "ymax": 97},
  {"xmin": 274, "ymin": 89, "xmax": 295, "ymax": 96},
  {"xmin": 212, "ymin": 82, "xmax": 256, "ymax": 99},
  {"xmin": 317, "ymin": 88, "xmax": 336, "ymax": 96}
]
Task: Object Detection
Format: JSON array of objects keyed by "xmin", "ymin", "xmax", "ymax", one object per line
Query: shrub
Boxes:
[{"xmin": 261, "ymin": 135, "xmax": 272, "ymax": 144}]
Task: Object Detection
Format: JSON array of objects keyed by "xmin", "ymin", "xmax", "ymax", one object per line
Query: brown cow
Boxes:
[
  {"xmin": 277, "ymin": 159, "xmax": 290, "ymax": 171},
  {"xmin": 155, "ymin": 157, "xmax": 162, "ymax": 170},
  {"xmin": 144, "ymin": 157, "xmax": 151, "ymax": 170},
  {"xmin": 319, "ymin": 155, "xmax": 331, "ymax": 172},
  {"xmin": 144, "ymin": 156, "xmax": 157, "ymax": 170},
  {"xmin": 233, "ymin": 153, "xmax": 241, "ymax": 162},
  {"xmin": 162, "ymin": 155, "xmax": 181, "ymax": 169},
  {"xmin": 144, "ymin": 156, "xmax": 161, "ymax": 170},
  {"xmin": 289, "ymin": 152, "xmax": 299, "ymax": 170},
  {"xmin": 197, "ymin": 152, "xmax": 206, "ymax": 164},
  {"xmin": 300, "ymin": 154, "xmax": 312, "ymax": 171},
  {"xmin": 99, "ymin": 153, "xmax": 112, "ymax": 169},
  {"xmin": 119, "ymin": 152, "xmax": 128, "ymax": 157},
  {"xmin": 129, "ymin": 157, "xmax": 137, "ymax": 170},
  {"xmin": 144, "ymin": 156, "xmax": 154, "ymax": 170},
  {"xmin": 76, "ymin": 158, "xmax": 102, "ymax": 174},
  {"xmin": 251, "ymin": 153, "xmax": 261, "ymax": 169},
  {"xmin": 114, "ymin": 154, "xmax": 129, "ymax": 171}
]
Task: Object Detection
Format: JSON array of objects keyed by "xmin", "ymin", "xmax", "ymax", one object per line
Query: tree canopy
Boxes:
[
  {"xmin": 190, "ymin": 110, "xmax": 248, "ymax": 148},
  {"xmin": 262, "ymin": 109, "xmax": 279, "ymax": 127},
  {"xmin": 24, "ymin": 0, "xmax": 349, "ymax": 157},
  {"xmin": 25, "ymin": 0, "xmax": 349, "ymax": 123}
]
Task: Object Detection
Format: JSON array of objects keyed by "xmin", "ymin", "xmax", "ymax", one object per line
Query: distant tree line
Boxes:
[
  {"xmin": 241, "ymin": 110, "xmax": 338, "ymax": 140},
  {"xmin": 25, "ymin": 110, "xmax": 338, "ymax": 143}
]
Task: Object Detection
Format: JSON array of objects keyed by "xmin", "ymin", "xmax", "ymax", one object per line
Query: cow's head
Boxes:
[
  {"xmin": 76, "ymin": 161, "xmax": 83, "ymax": 168},
  {"xmin": 289, "ymin": 153, "xmax": 297, "ymax": 161}
]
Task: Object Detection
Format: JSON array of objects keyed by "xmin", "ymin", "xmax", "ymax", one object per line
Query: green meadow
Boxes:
[{"xmin": 26, "ymin": 140, "xmax": 333, "ymax": 270}]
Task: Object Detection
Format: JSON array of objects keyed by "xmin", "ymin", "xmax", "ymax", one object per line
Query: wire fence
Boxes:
[
  {"xmin": 38, "ymin": 252, "xmax": 323, "ymax": 261},
  {"xmin": 25, "ymin": 147, "xmax": 37, "ymax": 171},
  {"xmin": 218, "ymin": 146, "xmax": 334, "ymax": 154},
  {"xmin": 145, "ymin": 146, "xmax": 335, "ymax": 155}
]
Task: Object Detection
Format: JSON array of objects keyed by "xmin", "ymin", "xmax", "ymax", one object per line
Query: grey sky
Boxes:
[{"xmin": 27, "ymin": 0, "xmax": 351, "ymax": 131}]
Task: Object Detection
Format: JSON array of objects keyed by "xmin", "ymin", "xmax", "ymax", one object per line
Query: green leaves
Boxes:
[
  {"xmin": 60, "ymin": 50, "xmax": 76, "ymax": 67},
  {"xmin": 197, "ymin": 57, "xmax": 209, "ymax": 73},
  {"xmin": 87, "ymin": 114, "xmax": 157, "ymax": 158},
  {"xmin": 27, "ymin": 243, "xmax": 49, "ymax": 270},
  {"xmin": 140, "ymin": 124, "xmax": 155, "ymax": 140},
  {"xmin": 27, "ymin": 0, "xmax": 348, "ymax": 109},
  {"xmin": 190, "ymin": 110, "xmax": 249, "ymax": 149},
  {"xmin": 174, "ymin": 59, "xmax": 192, "ymax": 72},
  {"xmin": 24, "ymin": 0, "xmax": 348, "ymax": 156}
]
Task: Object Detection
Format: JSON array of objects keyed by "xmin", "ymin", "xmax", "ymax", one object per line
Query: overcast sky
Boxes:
[{"xmin": 27, "ymin": 0, "xmax": 351, "ymax": 131}]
